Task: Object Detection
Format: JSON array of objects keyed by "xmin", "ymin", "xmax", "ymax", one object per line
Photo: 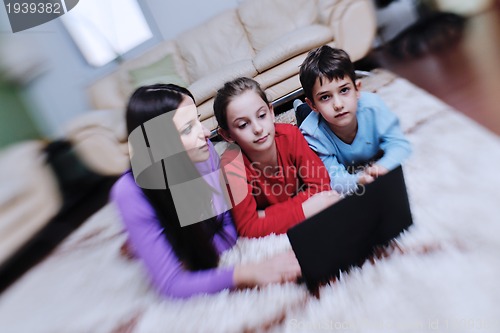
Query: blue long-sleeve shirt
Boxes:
[{"xmin": 300, "ymin": 92, "xmax": 411, "ymax": 194}]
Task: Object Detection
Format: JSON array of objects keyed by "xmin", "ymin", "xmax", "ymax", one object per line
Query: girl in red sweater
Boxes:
[{"xmin": 214, "ymin": 77, "xmax": 340, "ymax": 238}]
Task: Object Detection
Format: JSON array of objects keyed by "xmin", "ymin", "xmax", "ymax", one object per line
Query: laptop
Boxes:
[{"xmin": 287, "ymin": 165, "xmax": 413, "ymax": 292}]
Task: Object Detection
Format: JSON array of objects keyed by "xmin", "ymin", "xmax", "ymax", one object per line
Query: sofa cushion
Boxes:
[
  {"xmin": 318, "ymin": 0, "xmax": 343, "ymax": 25},
  {"xmin": 264, "ymin": 75, "xmax": 302, "ymax": 103},
  {"xmin": 254, "ymin": 56, "xmax": 302, "ymax": 90},
  {"xmin": 128, "ymin": 54, "xmax": 188, "ymax": 89},
  {"xmin": 177, "ymin": 9, "xmax": 255, "ymax": 82},
  {"xmin": 253, "ymin": 24, "xmax": 333, "ymax": 73},
  {"xmin": 70, "ymin": 128, "xmax": 130, "ymax": 176},
  {"xmin": 64, "ymin": 109, "xmax": 129, "ymax": 176},
  {"xmin": 118, "ymin": 41, "xmax": 190, "ymax": 99},
  {"xmin": 188, "ymin": 59, "xmax": 257, "ymax": 106},
  {"xmin": 255, "ymin": 41, "xmax": 336, "ymax": 89},
  {"xmin": 238, "ymin": 0, "xmax": 319, "ymax": 53},
  {"xmin": 87, "ymin": 74, "xmax": 128, "ymax": 110},
  {"xmin": 87, "ymin": 41, "xmax": 190, "ymax": 110},
  {"xmin": 200, "ymin": 109, "xmax": 219, "ymax": 132},
  {"xmin": 255, "ymin": 53, "xmax": 308, "ymax": 90}
]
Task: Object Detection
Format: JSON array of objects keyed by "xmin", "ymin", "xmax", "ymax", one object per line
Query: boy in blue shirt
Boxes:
[{"xmin": 296, "ymin": 45, "xmax": 411, "ymax": 194}]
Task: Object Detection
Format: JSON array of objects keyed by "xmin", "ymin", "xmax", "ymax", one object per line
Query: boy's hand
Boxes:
[
  {"xmin": 357, "ymin": 172, "xmax": 375, "ymax": 185},
  {"xmin": 365, "ymin": 164, "xmax": 389, "ymax": 179}
]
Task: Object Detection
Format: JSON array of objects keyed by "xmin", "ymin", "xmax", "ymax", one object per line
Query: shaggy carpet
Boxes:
[{"xmin": 1, "ymin": 69, "xmax": 500, "ymax": 333}]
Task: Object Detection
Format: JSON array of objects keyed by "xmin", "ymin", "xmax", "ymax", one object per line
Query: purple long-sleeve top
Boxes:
[{"xmin": 111, "ymin": 140, "xmax": 237, "ymax": 298}]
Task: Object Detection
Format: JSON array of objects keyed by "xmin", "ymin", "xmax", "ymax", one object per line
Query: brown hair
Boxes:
[{"xmin": 214, "ymin": 77, "xmax": 269, "ymax": 130}]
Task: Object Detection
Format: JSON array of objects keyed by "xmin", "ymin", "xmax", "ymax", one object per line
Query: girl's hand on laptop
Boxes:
[
  {"xmin": 302, "ymin": 190, "xmax": 341, "ymax": 218},
  {"xmin": 233, "ymin": 251, "xmax": 301, "ymax": 287}
]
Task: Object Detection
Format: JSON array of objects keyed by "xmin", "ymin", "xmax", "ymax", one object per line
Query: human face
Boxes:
[
  {"xmin": 221, "ymin": 90, "xmax": 275, "ymax": 156},
  {"xmin": 172, "ymin": 96, "xmax": 211, "ymax": 163},
  {"xmin": 306, "ymin": 76, "xmax": 361, "ymax": 133}
]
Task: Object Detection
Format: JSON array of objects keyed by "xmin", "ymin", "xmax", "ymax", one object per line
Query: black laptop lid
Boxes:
[{"xmin": 287, "ymin": 166, "xmax": 413, "ymax": 291}]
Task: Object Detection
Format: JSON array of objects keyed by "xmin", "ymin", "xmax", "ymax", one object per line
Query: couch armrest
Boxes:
[
  {"xmin": 69, "ymin": 128, "xmax": 130, "ymax": 176},
  {"xmin": 321, "ymin": 0, "xmax": 377, "ymax": 61},
  {"xmin": 64, "ymin": 109, "xmax": 129, "ymax": 176}
]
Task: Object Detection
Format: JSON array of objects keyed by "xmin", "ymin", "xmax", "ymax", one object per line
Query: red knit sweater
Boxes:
[{"xmin": 221, "ymin": 124, "xmax": 331, "ymax": 238}]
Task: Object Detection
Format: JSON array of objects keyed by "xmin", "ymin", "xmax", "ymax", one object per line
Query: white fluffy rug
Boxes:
[{"xmin": 1, "ymin": 70, "xmax": 500, "ymax": 333}]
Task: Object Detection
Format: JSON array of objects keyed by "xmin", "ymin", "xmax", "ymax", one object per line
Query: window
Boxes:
[{"xmin": 62, "ymin": 0, "xmax": 153, "ymax": 67}]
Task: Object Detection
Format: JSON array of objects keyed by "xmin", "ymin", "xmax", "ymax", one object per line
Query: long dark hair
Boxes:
[{"xmin": 126, "ymin": 84, "xmax": 220, "ymax": 270}]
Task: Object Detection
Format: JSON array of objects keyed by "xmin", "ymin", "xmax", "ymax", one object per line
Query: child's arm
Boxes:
[
  {"xmin": 225, "ymin": 170, "xmax": 339, "ymax": 237},
  {"xmin": 292, "ymin": 125, "xmax": 333, "ymax": 200},
  {"xmin": 300, "ymin": 121, "xmax": 364, "ymax": 194},
  {"xmin": 364, "ymin": 164, "xmax": 389, "ymax": 178},
  {"xmin": 222, "ymin": 162, "xmax": 308, "ymax": 237},
  {"xmin": 264, "ymin": 126, "xmax": 340, "ymax": 219},
  {"xmin": 300, "ymin": 189, "xmax": 341, "ymax": 218},
  {"xmin": 372, "ymin": 97, "xmax": 412, "ymax": 171},
  {"xmin": 318, "ymin": 153, "xmax": 362, "ymax": 194},
  {"xmin": 112, "ymin": 176, "xmax": 235, "ymax": 299}
]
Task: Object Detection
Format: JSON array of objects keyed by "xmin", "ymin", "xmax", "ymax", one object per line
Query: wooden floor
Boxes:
[{"xmin": 364, "ymin": 3, "xmax": 500, "ymax": 135}]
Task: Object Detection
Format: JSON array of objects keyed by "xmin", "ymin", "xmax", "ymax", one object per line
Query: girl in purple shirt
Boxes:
[{"xmin": 111, "ymin": 84, "xmax": 300, "ymax": 298}]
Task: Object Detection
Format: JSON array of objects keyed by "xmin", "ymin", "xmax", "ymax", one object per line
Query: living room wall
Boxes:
[{"xmin": 0, "ymin": 0, "xmax": 238, "ymax": 140}]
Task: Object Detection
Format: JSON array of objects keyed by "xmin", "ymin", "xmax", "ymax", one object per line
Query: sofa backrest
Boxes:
[
  {"xmin": 176, "ymin": 9, "xmax": 256, "ymax": 82},
  {"xmin": 87, "ymin": 40, "xmax": 189, "ymax": 110},
  {"xmin": 238, "ymin": 0, "xmax": 319, "ymax": 53}
]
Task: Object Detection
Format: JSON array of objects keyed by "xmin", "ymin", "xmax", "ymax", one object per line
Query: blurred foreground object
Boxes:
[
  {"xmin": 434, "ymin": 0, "xmax": 495, "ymax": 16},
  {"xmin": 0, "ymin": 141, "xmax": 61, "ymax": 266},
  {"xmin": 0, "ymin": 108, "xmax": 127, "ymax": 269}
]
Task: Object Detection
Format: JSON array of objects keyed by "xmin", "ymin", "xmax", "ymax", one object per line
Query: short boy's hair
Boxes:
[{"xmin": 299, "ymin": 45, "xmax": 357, "ymax": 103}]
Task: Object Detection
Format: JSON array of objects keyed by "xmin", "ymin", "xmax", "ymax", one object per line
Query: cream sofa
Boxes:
[{"xmin": 88, "ymin": 0, "xmax": 377, "ymax": 132}]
